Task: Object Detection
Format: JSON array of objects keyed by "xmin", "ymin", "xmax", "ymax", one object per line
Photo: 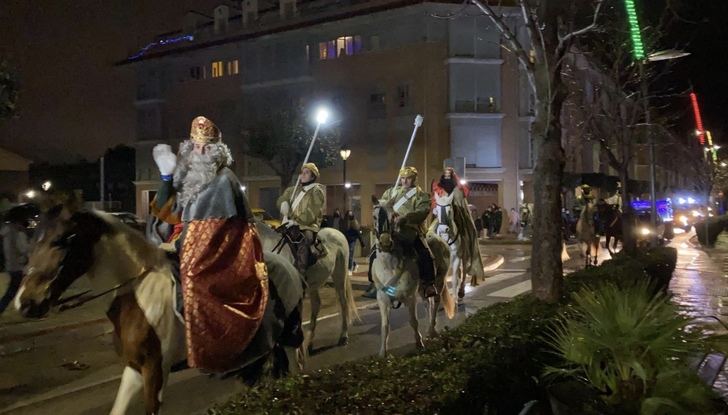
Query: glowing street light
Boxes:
[
  {"xmin": 25, "ymin": 190, "xmax": 36, "ymax": 199},
  {"xmin": 315, "ymin": 107, "xmax": 330, "ymax": 125},
  {"xmin": 721, "ymin": 162, "xmax": 727, "ymax": 167},
  {"xmin": 340, "ymin": 147, "xmax": 352, "ymax": 208},
  {"xmin": 459, "ymin": 178, "xmax": 468, "ymax": 186},
  {"xmin": 41, "ymin": 181, "xmax": 52, "ymax": 191}
]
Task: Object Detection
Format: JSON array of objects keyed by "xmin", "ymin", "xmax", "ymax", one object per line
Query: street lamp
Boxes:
[
  {"xmin": 340, "ymin": 147, "xmax": 351, "ymax": 209},
  {"xmin": 25, "ymin": 190, "xmax": 36, "ymax": 199},
  {"xmin": 41, "ymin": 181, "xmax": 52, "ymax": 191},
  {"xmin": 624, "ymin": 1, "xmax": 691, "ymax": 246}
]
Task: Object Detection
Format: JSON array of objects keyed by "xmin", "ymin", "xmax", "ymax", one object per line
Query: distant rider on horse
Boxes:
[
  {"xmin": 378, "ymin": 166, "xmax": 438, "ymax": 298},
  {"xmin": 277, "ymin": 163, "xmax": 327, "ymax": 276},
  {"xmin": 430, "ymin": 167, "xmax": 485, "ymax": 283}
]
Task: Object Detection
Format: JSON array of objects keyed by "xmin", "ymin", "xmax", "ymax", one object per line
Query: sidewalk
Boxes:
[
  {"xmin": 671, "ymin": 233, "xmax": 728, "ymax": 399},
  {"xmin": 0, "ymin": 253, "xmax": 505, "ymax": 354}
]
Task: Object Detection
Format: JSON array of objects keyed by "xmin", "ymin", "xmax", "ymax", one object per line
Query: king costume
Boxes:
[{"xmin": 150, "ymin": 116, "xmax": 268, "ymax": 372}]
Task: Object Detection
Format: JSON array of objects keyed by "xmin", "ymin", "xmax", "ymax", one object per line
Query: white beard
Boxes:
[{"xmin": 174, "ymin": 151, "xmax": 219, "ymax": 206}]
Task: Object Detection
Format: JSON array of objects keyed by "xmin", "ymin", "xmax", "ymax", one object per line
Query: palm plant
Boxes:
[{"xmin": 545, "ymin": 281, "xmax": 715, "ymax": 414}]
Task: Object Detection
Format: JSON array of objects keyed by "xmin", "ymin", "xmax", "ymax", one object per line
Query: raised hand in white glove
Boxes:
[
  {"xmin": 280, "ymin": 201, "xmax": 290, "ymax": 217},
  {"xmin": 153, "ymin": 144, "xmax": 177, "ymax": 176}
]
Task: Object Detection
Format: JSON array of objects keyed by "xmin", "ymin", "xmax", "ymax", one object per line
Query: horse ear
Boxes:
[{"xmin": 371, "ymin": 195, "xmax": 380, "ymax": 206}]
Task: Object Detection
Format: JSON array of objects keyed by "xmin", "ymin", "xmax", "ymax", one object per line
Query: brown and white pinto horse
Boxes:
[{"xmin": 15, "ymin": 204, "xmax": 305, "ymax": 415}]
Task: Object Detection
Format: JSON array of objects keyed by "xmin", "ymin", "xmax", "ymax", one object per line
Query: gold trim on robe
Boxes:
[{"xmin": 180, "ymin": 217, "xmax": 268, "ymax": 372}]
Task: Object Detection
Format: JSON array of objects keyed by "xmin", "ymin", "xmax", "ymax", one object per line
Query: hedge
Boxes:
[
  {"xmin": 695, "ymin": 215, "xmax": 728, "ymax": 247},
  {"xmin": 209, "ymin": 248, "xmax": 685, "ymax": 415}
]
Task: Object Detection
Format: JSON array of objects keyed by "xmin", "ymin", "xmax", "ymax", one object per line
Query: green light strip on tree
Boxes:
[{"xmin": 623, "ymin": 0, "xmax": 645, "ymax": 60}]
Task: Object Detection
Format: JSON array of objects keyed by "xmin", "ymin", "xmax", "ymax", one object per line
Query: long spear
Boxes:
[
  {"xmin": 284, "ymin": 108, "xmax": 330, "ymax": 220},
  {"xmin": 392, "ymin": 114, "xmax": 424, "ymax": 189}
]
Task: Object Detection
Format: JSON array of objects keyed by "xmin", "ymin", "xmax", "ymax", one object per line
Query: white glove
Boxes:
[
  {"xmin": 285, "ymin": 220, "xmax": 299, "ymax": 228},
  {"xmin": 153, "ymin": 144, "xmax": 177, "ymax": 176},
  {"xmin": 280, "ymin": 201, "xmax": 290, "ymax": 217}
]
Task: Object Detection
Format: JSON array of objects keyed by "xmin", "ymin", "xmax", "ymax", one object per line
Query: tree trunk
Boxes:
[{"xmin": 530, "ymin": 59, "xmax": 566, "ymax": 303}]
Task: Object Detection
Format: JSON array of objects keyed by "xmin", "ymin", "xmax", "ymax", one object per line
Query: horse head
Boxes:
[
  {"xmin": 17, "ymin": 201, "xmax": 112, "ymax": 318},
  {"xmin": 371, "ymin": 195, "xmax": 395, "ymax": 253}
]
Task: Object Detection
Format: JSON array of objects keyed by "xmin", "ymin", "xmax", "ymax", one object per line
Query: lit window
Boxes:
[
  {"xmin": 319, "ymin": 36, "xmax": 362, "ymax": 60},
  {"xmin": 227, "ymin": 59, "xmax": 239, "ymax": 75},
  {"xmin": 211, "ymin": 61, "xmax": 224, "ymax": 78},
  {"xmin": 336, "ymin": 36, "xmax": 362, "ymax": 57}
]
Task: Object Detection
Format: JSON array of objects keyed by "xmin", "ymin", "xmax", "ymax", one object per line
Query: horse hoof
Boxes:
[
  {"xmin": 416, "ymin": 342, "xmax": 426, "ymax": 351},
  {"xmin": 338, "ymin": 336, "xmax": 349, "ymax": 346},
  {"xmin": 307, "ymin": 343, "xmax": 314, "ymax": 355}
]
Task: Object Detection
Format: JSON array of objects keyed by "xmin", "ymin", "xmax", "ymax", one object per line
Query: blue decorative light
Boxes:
[{"xmin": 128, "ymin": 34, "xmax": 195, "ymax": 60}]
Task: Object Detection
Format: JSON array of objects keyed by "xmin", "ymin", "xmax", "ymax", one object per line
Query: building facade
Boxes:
[{"xmin": 123, "ymin": 0, "xmax": 540, "ymax": 226}]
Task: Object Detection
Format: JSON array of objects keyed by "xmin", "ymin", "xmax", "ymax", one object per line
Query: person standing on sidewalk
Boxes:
[
  {"xmin": 343, "ymin": 210, "xmax": 365, "ymax": 276},
  {"xmin": 0, "ymin": 211, "xmax": 29, "ymax": 315}
]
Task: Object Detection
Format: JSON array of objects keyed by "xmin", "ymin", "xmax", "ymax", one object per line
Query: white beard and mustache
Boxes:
[{"xmin": 173, "ymin": 141, "xmax": 233, "ymax": 206}]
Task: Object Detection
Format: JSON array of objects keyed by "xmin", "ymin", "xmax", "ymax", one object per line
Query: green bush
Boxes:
[
  {"xmin": 209, "ymin": 246, "xmax": 704, "ymax": 415},
  {"xmin": 695, "ymin": 215, "xmax": 728, "ymax": 247},
  {"xmin": 545, "ymin": 281, "xmax": 714, "ymax": 414}
]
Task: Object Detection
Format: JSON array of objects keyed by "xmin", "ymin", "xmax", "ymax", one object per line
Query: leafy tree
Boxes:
[
  {"xmin": 0, "ymin": 59, "xmax": 19, "ymax": 119},
  {"xmin": 244, "ymin": 104, "xmax": 340, "ymax": 186}
]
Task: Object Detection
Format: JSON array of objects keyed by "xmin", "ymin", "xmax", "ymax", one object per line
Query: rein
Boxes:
[
  {"xmin": 56, "ymin": 267, "xmax": 152, "ymax": 312},
  {"xmin": 435, "ymin": 203, "xmax": 460, "ymax": 246}
]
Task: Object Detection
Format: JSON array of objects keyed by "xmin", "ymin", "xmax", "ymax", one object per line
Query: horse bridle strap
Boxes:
[{"xmin": 56, "ymin": 267, "xmax": 152, "ymax": 312}]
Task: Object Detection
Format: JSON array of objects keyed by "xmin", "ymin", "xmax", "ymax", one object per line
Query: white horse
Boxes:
[
  {"xmin": 16, "ymin": 206, "xmax": 305, "ymax": 415},
  {"xmin": 431, "ymin": 199, "xmax": 485, "ymax": 309},
  {"xmin": 255, "ymin": 222, "xmax": 358, "ymax": 353},
  {"xmin": 371, "ymin": 203, "xmax": 455, "ymax": 357},
  {"xmin": 575, "ymin": 200, "xmax": 600, "ymax": 267}
]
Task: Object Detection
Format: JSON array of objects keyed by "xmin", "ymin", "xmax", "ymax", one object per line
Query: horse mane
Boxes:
[{"xmin": 93, "ymin": 211, "xmax": 169, "ymax": 271}]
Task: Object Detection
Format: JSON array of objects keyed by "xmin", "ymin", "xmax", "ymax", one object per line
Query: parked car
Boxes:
[
  {"xmin": 3, "ymin": 203, "xmax": 40, "ymax": 235},
  {"xmin": 110, "ymin": 212, "xmax": 146, "ymax": 232},
  {"xmin": 251, "ymin": 208, "xmax": 281, "ymax": 229}
]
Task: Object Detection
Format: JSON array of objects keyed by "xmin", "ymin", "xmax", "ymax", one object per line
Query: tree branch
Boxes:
[
  {"xmin": 470, "ymin": 0, "xmax": 533, "ymax": 74},
  {"xmin": 558, "ymin": 0, "xmax": 604, "ymax": 50}
]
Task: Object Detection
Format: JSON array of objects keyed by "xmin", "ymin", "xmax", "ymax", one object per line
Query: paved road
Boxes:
[
  {"xmin": 8, "ymin": 234, "xmax": 716, "ymax": 415},
  {"xmin": 0, "ymin": 245, "xmax": 522, "ymax": 415}
]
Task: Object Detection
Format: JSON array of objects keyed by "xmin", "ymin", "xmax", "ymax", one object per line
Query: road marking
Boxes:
[
  {"xmin": 483, "ymin": 272, "xmax": 525, "ymax": 285},
  {"xmin": 489, "ymin": 280, "xmax": 532, "ymax": 298}
]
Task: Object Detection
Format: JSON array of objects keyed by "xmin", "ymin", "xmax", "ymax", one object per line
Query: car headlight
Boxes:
[{"xmin": 639, "ymin": 227, "xmax": 651, "ymax": 236}]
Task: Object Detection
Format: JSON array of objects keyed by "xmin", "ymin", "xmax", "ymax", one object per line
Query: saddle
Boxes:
[{"xmin": 274, "ymin": 225, "xmax": 327, "ymax": 268}]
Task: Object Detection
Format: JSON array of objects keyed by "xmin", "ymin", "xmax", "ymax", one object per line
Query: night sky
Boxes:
[{"xmin": 0, "ymin": 0, "xmax": 726, "ymax": 163}]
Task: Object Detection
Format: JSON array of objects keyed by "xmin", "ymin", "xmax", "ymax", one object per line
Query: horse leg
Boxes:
[
  {"xmin": 110, "ymin": 366, "xmax": 143, "ymax": 415},
  {"xmin": 407, "ymin": 296, "xmax": 424, "ymax": 350},
  {"xmin": 306, "ymin": 288, "xmax": 321, "ymax": 354},
  {"xmin": 376, "ymin": 290, "xmax": 391, "ymax": 357},
  {"xmin": 427, "ymin": 296, "xmax": 438, "ymax": 338},
  {"xmin": 141, "ymin": 359, "xmax": 163, "ymax": 415}
]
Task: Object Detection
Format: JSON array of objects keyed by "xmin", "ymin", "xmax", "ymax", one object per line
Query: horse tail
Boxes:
[
  {"xmin": 338, "ymin": 245, "xmax": 360, "ymax": 323},
  {"xmin": 440, "ymin": 279, "xmax": 456, "ymax": 319}
]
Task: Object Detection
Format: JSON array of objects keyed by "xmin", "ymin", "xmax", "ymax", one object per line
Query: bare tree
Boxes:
[{"xmin": 464, "ymin": 0, "xmax": 605, "ymax": 302}]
